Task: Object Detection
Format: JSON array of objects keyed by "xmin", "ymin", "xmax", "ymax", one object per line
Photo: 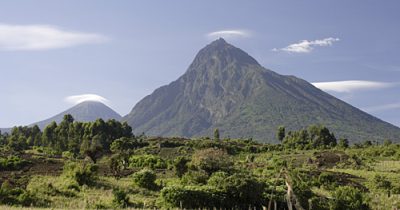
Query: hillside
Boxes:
[{"xmin": 123, "ymin": 38, "xmax": 400, "ymax": 143}]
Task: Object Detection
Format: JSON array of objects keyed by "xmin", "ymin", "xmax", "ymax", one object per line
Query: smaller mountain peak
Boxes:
[{"xmin": 77, "ymin": 100, "xmax": 105, "ymax": 105}]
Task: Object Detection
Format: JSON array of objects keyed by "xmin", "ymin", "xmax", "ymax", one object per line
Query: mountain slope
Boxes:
[
  {"xmin": 123, "ymin": 38, "xmax": 400, "ymax": 143},
  {"xmin": 33, "ymin": 101, "xmax": 121, "ymax": 129}
]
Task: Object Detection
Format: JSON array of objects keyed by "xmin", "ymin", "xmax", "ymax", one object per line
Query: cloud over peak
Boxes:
[
  {"xmin": 0, "ymin": 24, "xmax": 108, "ymax": 51},
  {"xmin": 312, "ymin": 80, "xmax": 396, "ymax": 93},
  {"xmin": 207, "ymin": 30, "xmax": 251, "ymax": 40},
  {"xmin": 273, "ymin": 37, "xmax": 339, "ymax": 53},
  {"xmin": 64, "ymin": 94, "xmax": 109, "ymax": 105}
]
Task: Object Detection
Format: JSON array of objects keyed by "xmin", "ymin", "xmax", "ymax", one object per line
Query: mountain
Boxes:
[
  {"xmin": 123, "ymin": 38, "xmax": 400, "ymax": 143},
  {"xmin": 32, "ymin": 101, "xmax": 122, "ymax": 129}
]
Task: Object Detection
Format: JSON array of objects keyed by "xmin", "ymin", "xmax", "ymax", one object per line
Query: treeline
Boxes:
[
  {"xmin": 277, "ymin": 125, "xmax": 338, "ymax": 149},
  {"xmin": 0, "ymin": 114, "xmax": 132, "ymax": 156}
]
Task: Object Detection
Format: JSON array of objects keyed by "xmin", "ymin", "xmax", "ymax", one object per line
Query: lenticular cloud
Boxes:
[{"xmin": 64, "ymin": 94, "xmax": 109, "ymax": 105}]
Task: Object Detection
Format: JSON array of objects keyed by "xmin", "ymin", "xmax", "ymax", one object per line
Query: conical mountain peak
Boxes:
[
  {"xmin": 187, "ymin": 39, "xmax": 259, "ymax": 74},
  {"xmin": 31, "ymin": 101, "xmax": 121, "ymax": 129},
  {"xmin": 209, "ymin": 37, "xmax": 228, "ymax": 46}
]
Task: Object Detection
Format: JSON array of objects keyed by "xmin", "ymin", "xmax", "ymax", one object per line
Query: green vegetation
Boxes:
[
  {"xmin": 0, "ymin": 116, "xmax": 399, "ymax": 209},
  {"xmin": 0, "ymin": 155, "xmax": 30, "ymax": 170},
  {"xmin": 132, "ymin": 169, "xmax": 157, "ymax": 190}
]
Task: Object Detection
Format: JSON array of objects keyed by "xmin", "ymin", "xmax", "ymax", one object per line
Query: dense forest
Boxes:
[{"xmin": 1, "ymin": 115, "xmax": 400, "ymax": 209}]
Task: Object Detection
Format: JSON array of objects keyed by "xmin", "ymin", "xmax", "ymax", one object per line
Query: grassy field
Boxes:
[{"xmin": 1, "ymin": 137, "xmax": 400, "ymax": 209}]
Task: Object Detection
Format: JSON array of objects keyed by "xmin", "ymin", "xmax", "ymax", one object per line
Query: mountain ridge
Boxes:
[{"xmin": 122, "ymin": 38, "xmax": 400, "ymax": 143}]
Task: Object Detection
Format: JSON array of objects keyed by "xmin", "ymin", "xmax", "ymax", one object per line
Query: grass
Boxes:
[{"xmin": 328, "ymin": 159, "xmax": 400, "ymax": 209}]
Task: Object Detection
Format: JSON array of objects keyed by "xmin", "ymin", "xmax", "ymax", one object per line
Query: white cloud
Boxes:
[
  {"xmin": 273, "ymin": 37, "xmax": 339, "ymax": 53},
  {"xmin": 362, "ymin": 102, "xmax": 400, "ymax": 113},
  {"xmin": 64, "ymin": 94, "xmax": 109, "ymax": 105},
  {"xmin": 312, "ymin": 80, "xmax": 396, "ymax": 93},
  {"xmin": 0, "ymin": 24, "xmax": 108, "ymax": 51},
  {"xmin": 207, "ymin": 30, "xmax": 251, "ymax": 39}
]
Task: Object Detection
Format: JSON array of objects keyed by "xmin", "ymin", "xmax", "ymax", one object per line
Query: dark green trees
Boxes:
[
  {"xmin": 282, "ymin": 125, "xmax": 337, "ymax": 149},
  {"xmin": 277, "ymin": 126, "xmax": 285, "ymax": 142},
  {"xmin": 3, "ymin": 115, "xmax": 133, "ymax": 156},
  {"xmin": 214, "ymin": 128, "xmax": 220, "ymax": 141},
  {"xmin": 7, "ymin": 126, "xmax": 42, "ymax": 150},
  {"xmin": 42, "ymin": 122, "xmax": 57, "ymax": 148},
  {"xmin": 173, "ymin": 156, "xmax": 189, "ymax": 178}
]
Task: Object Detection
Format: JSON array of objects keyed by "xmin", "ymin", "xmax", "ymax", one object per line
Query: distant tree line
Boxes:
[
  {"xmin": 0, "ymin": 114, "xmax": 132, "ymax": 157},
  {"xmin": 277, "ymin": 125, "xmax": 338, "ymax": 149}
]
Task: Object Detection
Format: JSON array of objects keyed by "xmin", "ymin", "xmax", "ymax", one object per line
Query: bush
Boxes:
[
  {"xmin": 373, "ymin": 174, "xmax": 392, "ymax": 195},
  {"xmin": 112, "ymin": 188, "xmax": 129, "ymax": 208},
  {"xmin": 62, "ymin": 162, "xmax": 98, "ymax": 187},
  {"xmin": 191, "ymin": 148, "xmax": 232, "ymax": 175},
  {"xmin": 128, "ymin": 155, "xmax": 167, "ymax": 169},
  {"xmin": 132, "ymin": 168, "xmax": 157, "ymax": 190},
  {"xmin": 173, "ymin": 156, "xmax": 189, "ymax": 178},
  {"xmin": 308, "ymin": 196, "xmax": 329, "ymax": 210},
  {"xmin": 0, "ymin": 155, "xmax": 29, "ymax": 171},
  {"xmin": 0, "ymin": 184, "xmax": 47, "ymax": 207},
  {"xmin": 162, "ymin": 173, "xmax": 266, "ymax": 209},
  {"xmin": 207, "ymin": 171, "xmax": 229, "ymax": 186},
  {"xmin": 62, "ymin": 151, "xmax": 75, "ymax": 159},
  {"xmin": 208, "ymin": 173, "xmax": 266, "ymax": 209},
  {"xmin": 181, "ymin": 170, "xmax": 209, "ymax": 185},
  {"xmin": 318, "ymin": 172, "xmax": 337, "ymax": 189},
  {"xmin": 110, "ymin": 137, "xmax": 148, "ymax": 153},
  {"xmin": 329, "ymin": 186, "xmax": 369, "ymax": 210},
  {"xmin": 160, "ymin": 185, "xmax": 224, "ymax": 209}
]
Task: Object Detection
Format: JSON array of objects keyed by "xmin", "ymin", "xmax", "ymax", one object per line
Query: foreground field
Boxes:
[
  {"xmin": 1, "ymin": 122, "xmax": 400, "ymax": 209},
  {"xmin": 1, "ymin": 136, "xmax": 400, "ymax": 209}
]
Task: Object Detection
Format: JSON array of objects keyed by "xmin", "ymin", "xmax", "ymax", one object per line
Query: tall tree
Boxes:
[
  {"xmin": 277, "ymin": 126, "xmax": 285, "ymax": 142},
  {"xmin": 42, "ymin": 121, "xmax": 57, "ymax": 147},
  {"xmin": 214, "ymin": 128, "xmax": 220, "ymax": 141}
]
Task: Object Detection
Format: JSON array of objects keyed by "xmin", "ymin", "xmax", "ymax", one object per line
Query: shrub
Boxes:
[
  {"xmin": 181, "ymin": 170, "xmax": 209, "ymax": 185},
  {"xmin": 110, "ymin": 137, "xmax": 148, "ymax": 153},
  {"xmin": 160, "ymin": 185, "xmax": 224, "ymax": 209},
  {"xmin": 62, "ymin": 162, "xmax": 98, "ymax": 186},
  {"xmin": 308, "ymin": 196, "xmax": 329, "ymax": 210},
  {"xmin": 62, "ymin": 151, "xmax": 74, "ymax": 159},
  {"xmin": 208, "ymin": 173, "xmax": 266, "ymax": 209},
  {"xmin": 373, "ymin": 174, "xmax": 392, "ymax": 195},
  {"xmin": 112, "ymin": 188, "xmax": 129, "ymax": 208},
  {"xmin": 128, "ymin": 155, "xmax": 167, "ymax": 169},
  {"xmin": 329, "ymin": 186, "xmax": 369, "ymax": 210},
  {"xmin": 318, "ymin": 172, "xmax": 337, "ymax": 189},
  {"xmin": 191, "ymin": 148, "xmax": 232, "ymax": 175},
  {"xmin": 173, "ymin": 156, "xmax": 189, "ymax": 178},
  {"xmin": 132, "ymin": 168, "xmax": 157, "ymax": 190},
  {"xmin": 207, "ymin": 171, "xmax": 229, "ymax": 186},
  {"xmin": 0, "ymin": 184, "xmax": 47, "ymax": 207},
  {"xmin": 0, "ymin": 155, "xmax": 29, "ymax": 171}
]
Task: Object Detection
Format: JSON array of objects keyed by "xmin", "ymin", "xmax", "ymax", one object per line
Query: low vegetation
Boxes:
[{"xmin": 0, "ymin": 116, "xmax": 399, "ymax": 209}]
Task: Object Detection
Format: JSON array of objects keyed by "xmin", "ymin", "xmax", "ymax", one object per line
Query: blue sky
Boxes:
[{"xmin": 1, "ymin": 0, "xmax": 400, "ymax": 128}]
